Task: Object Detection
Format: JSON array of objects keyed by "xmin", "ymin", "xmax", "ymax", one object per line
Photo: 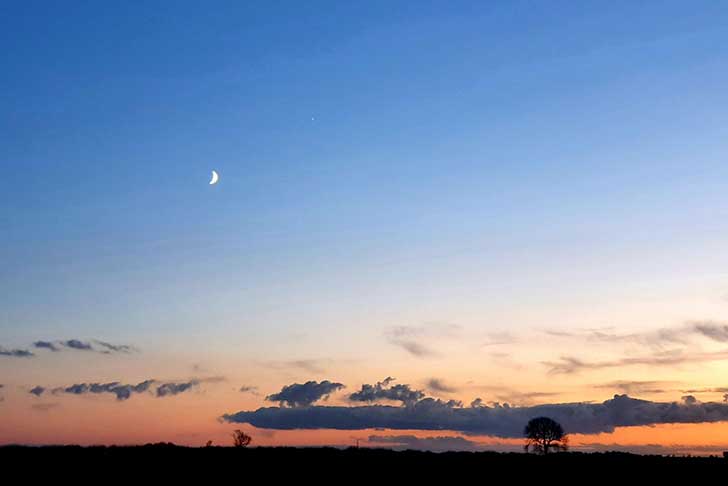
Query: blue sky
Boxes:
[
  {"xmin": 4, "ymin": 1, "xmax": 728, "ymax": 343},
  {"xmin": 3, "ymin": 4, "xmax": 728, "ymax": 450}
]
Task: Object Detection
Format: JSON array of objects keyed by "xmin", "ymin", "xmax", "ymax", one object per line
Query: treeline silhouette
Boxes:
[{"xmin": 1, "ymin": 444, "xmax": 725, "ymax": 479}]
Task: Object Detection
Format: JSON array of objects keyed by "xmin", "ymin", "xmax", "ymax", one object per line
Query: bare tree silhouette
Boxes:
[
  {"xmin": 524, "ymin": 417, "xmax": 568, "ymax": 454},
  {"xmin": 232, "ymin": 429, "xmax": 252, "ymax": 448}
]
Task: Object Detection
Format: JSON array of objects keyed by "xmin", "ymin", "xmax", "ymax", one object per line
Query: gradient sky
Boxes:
[{"xmin": 3, "ymin": 1, "xmax": 728, "ymax": 453}]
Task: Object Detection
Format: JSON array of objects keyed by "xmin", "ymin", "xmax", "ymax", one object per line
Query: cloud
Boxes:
[
  {"xmin": 48, "ymin": 378, "xmax": 210, "ymax": 401},
  {"xmin": 681, "ymin": 395, "xmax": 698, "ymax": 405},
  {"xmin": 426, "ymin": 378, "xmax": 458, "ymax": 394},
  {"xmin": 32, "ymin": 339, "xmax": 134, "ymax": 354},
  {"xmin": 264, "ymin": 359, "xmax": 331, "ymax": 374},
  {"xmin": 349, "ymin": 378, "xmax": 424, "ymax": 406},
  {"xmin": 681, "ymin": 387, "xmax": 728, "ymax": 394},
  {"xmin": 392, "ymin": 340, "xmax": 436, "ymax": 357},
  {"xmin": 94, "ymin": 341, "xmax": 134, "ymax": 354},
  {"xmin": 63, "ymin": 339, "xmax": 93, "ymax": 351},
  {"xmin": 58, "ymin": 380, "xmax": 156, "ymax": 400},
  {"xmin": 239, "ymin": 385, "xmax": 259, "ymax": 395},
  {"xmin": 467, "ymin": 384, "xmax": 559, "ymax": 406},
  {"xmin": 31, "ymin": 403, "xmax": 60, "ymax": 412},
  {"xmin": 223, "ymin": 394, "xmax": 728, "ymax": 437},
  {"xmin": 384, "ymin": 325, "xmax": 458, "ymax": 358},
  {"xmin": 595, "ymin": 381, "xmax": 674, "ymax": 395},
  {"xmin": 481, "ymin": 332, "xmax": 517, "ymax": 347},
  {"xmin": 692, "ymin": 321, "xmax": 728, "ymax": 342},
  {"xmin": 29, "ymin": 386, "xmax": 45, "ymax": 396},
  {"xmin": 0, "ymin": 347, "xmax": 33, "ymax": 358},
  {"xmin": 156, "ymin": 381, "xmax": 199, "ymax": 397},
  {"xmin": 545, "ymin": 320, "xmax": 728, "ymax": 350},
  {"xmin": 266, "ymin": 380, "xmax": 345, "ymax": 408},
  {"xmin": 34, "ymin": 341, "xmax": 60, "ymax": 352},
  {"xmin": 543, "ymin": 349, "xmax": 728, "ymax": 374},
  {"xmin": 367, "ymin": 434, "xmax": 481, "ymax": 452}
]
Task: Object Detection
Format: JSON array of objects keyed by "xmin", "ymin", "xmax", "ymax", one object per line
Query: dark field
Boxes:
[{"xmin": 2, "ymin": 444, "xmax": 726, "ymax": 479}]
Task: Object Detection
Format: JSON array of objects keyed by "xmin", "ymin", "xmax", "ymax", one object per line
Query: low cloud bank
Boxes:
[{"xmin": 223, "ymin": 394, "xmax": 728, "ymax": 437}]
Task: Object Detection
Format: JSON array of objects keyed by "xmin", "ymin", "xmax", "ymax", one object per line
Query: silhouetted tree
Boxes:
[
  {"xmin": 524, "ymin": 417, "xmax": 568, "ymax": 454},
  {"xmin": 232, "ymin": 429, "xmax": 252, "ymax": 448}
]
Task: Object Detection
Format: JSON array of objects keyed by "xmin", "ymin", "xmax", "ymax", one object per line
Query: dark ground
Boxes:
[{"xmin": 2, "ymin": 444, "xmax": 726, "ymax": 480}]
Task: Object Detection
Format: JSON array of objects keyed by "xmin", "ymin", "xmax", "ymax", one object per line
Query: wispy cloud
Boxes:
[
  {"xmin": 426, "ymin": 378, "xmax": 458, "ymax": 394},
  {"xmin": 0, "ymin": 347, "xmax": 33, "ymax": 358},
  {"xmin": 595, "ymin": 380, "xmax": 675, "ymax": 395},
  {"xmin": 31, "ymin": 403, "xmax": 60, "ymax": 412},
  {"xmin": 385, "ymin": 324, "xmax": 460, "ymax": 358},
  {"xmin": 264, "ymin": 359, "xmax": 332, "ymax": 374},
  {"xmin": 543, "ymin": 348, "xmax": 728, "ymax": 374},
  {"xmin": 545, "ymin": 320, "xmax": 728, "ymax": 350}
]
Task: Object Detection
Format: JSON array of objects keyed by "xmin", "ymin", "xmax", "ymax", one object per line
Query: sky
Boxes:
[{"xmin": 2, "ymin": 0, "xmax": 728, "ymax": 454}]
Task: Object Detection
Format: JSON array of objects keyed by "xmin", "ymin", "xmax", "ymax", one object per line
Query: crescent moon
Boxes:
[{"xmin": 209, "ymin": 170, "xmax": 219, "ymax": 185}]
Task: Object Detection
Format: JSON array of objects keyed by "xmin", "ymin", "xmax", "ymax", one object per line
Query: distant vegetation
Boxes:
[{"xmin": 2, "ymin": 444, "xmax": 725, "ymax": 478}]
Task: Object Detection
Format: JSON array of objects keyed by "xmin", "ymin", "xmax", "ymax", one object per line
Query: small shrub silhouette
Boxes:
[{"xmin": 232, "ymin": 430, "xmax": 252, "ymax": 448}]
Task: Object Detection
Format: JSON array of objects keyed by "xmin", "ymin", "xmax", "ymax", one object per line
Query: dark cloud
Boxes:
[
  {"xmin": 349, "ymin": 378, "xmax": 424, "ymax": 406},
  {"xmin": 266, "ymin": 380, "xmax": 344, "ymax": 408},
  {"xmin": 63, "ymin": 339, "xmax": 93, "ymax": 351},
  {"xmin": 57, "ymin": 380, "xmax": 156, "ymax": 400},
  {"xmin": 29, "ymin": 386, "xmax": 45, "ymax": 397},
  {"xmin": 223, "ymin": 394, "xmax": 728, "ymax": 437},
  {"xmin": 368, "ymin": 434, "xmax": 481, "ymax": 452},
  {"xmin": 34, "ymin": 341, "xmax": 60, "ymax": 352},
  {"xmin": 426, "ymin": 378, "xmax": 458, "ymax": 394},
  {"xmin": 51, "ymin": 379, "xmax": 202, "ymax": 400},
  {"xmin": 156, "ymin": 381, "xmax": 199, "ymax": 397},
  {"xmin": 239, "ymin": 385, "xmax": 259, "ymax": 395},
  {"xmin": 0, "ymin": 347, "xmax": 33, "ymax": 358},
  {"xmin": 94, "ymin": 341, "xmax": 134, "ymax": 353},
  {"xmin": 33, "ymin": 339, "xmax": 134, "ymax": 354}
]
